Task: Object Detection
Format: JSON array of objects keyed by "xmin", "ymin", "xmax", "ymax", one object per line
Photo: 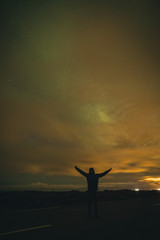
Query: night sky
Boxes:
[{"xmin": 0, "ymin": 0, "xmax": 160, "ymax": 191}]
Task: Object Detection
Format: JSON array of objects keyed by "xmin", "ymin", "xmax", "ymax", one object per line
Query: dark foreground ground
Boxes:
[{"xmin": 0, "ymin": 190, "xmax": 160, "ymax": 240}]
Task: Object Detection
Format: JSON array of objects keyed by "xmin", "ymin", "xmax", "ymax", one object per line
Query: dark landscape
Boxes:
[{"xmin": 0, "ymin": 190, "xmax": 160, "ymax": 240}]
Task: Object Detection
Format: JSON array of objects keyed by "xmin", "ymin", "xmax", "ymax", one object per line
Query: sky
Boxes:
[{"xmin": 0, "ymin": 0, "xmax": 160, "ymax": 191}]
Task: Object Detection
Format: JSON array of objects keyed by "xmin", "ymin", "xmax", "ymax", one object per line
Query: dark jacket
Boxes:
[{"xmin": 75, "ymin": 166, "xmax": 112, "ymax": 192}]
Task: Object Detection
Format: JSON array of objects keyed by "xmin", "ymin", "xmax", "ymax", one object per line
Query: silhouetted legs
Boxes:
[{"xmin": 88, "ymin": 191, "xmax": 98, "ymax": 218}]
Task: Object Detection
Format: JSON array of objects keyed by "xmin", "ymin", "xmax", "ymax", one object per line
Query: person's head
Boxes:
[{"xmin": 89, "ymin": 168, "xmax": 95, "ymax": 174}]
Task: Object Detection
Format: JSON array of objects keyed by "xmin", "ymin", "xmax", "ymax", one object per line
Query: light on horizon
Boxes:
[{"xmin": 135, "ymin": 188, "xmax": 139, "ymax": 192}]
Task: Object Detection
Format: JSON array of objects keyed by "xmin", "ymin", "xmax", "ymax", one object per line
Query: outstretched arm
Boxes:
[
  {"xmin": 97, "ymin": 168, "xmax": 112, "ymax": 178},
  {"xmin": 75, "ymin": 166, "xmax": 88, "ymax": 177}
]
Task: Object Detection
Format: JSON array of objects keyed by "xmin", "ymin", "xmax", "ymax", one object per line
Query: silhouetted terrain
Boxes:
[
  {"xmin": 1, "ymin": 190, "xmax": 160, "ymax": 239},
  {"xmin": 1, "ymin": 190, "xmax": 160, "ymax": 211}
]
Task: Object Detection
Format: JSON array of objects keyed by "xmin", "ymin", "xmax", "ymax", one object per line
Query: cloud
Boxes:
[
  {"xmin": 142, "ymin": 177, "xmax": 160, "ymax": 182},
  {"xmin": 0, "ymin": 182, "xmax": 85, "ymax": 191},
  {"xmin": 139, "ymin": 176, "xmax": 160, "ymax": 189},
  {"xmin": 0, "ymin": 0, "xmax": 160, "ymax": 190}
]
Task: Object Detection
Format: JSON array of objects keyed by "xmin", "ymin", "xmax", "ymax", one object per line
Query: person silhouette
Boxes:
[{"xmin": 75, "ymin": 166, "xmax": 112, "ymax": 219}]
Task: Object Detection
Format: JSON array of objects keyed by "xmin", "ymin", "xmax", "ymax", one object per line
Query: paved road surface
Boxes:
[{"xmin": 0, "ymin": 198, "xmax": 160, "ymax": 240}]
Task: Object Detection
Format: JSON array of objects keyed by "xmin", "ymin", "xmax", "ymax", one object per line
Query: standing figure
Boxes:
[{"xmin": 75, "ymin": 166, "xmax": 112, "ymax": 219}]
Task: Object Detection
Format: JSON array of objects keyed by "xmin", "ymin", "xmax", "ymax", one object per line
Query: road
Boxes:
[{"xmin": 0, "ymin": 197, "xmax": 160, "ymax": 240}]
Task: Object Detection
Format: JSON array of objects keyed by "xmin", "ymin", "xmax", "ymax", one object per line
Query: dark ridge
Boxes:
[{"xmin": 0, "ymin": 190, "xmax": 160, "ymax": 212}]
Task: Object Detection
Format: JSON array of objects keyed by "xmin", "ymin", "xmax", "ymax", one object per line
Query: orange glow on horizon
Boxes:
[{"xmin": 142, "ymin": 177, "xmax": 160, "ymax": 182}]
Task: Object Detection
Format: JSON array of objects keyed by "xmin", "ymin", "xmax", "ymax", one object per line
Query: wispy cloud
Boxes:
[
  {"xmin": 0, "ymin": 182, "xmax": 85, "ymax": 191},
  {"xmin": 0, "ymin": 0, "xmax": 160, "ymax": 190}
]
